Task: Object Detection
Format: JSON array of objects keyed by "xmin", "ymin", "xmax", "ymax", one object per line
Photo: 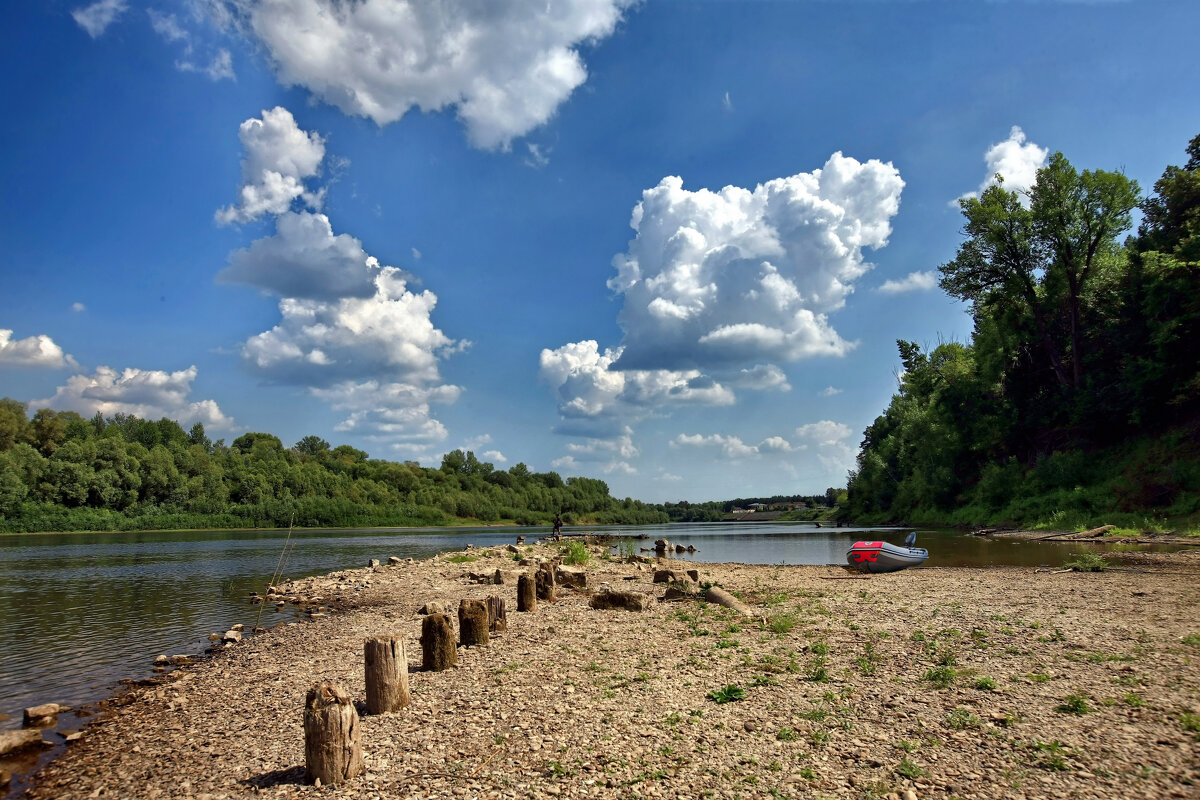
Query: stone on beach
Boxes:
[
  {"xmin": 0, "ymin": 729, "xmax": 44, "ymax": 756},
  {"xmin": 23, "ymin": 703, "xmax": 67, "ymax": 728},
  {"xmin": 555, "ymin": 564, "xmax": 587, "ymax": 588}
]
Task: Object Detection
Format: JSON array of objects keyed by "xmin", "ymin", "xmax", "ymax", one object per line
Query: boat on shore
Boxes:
[{"xmin": 846, "ymin": 540, "xmax": 928, "ymax": 573}]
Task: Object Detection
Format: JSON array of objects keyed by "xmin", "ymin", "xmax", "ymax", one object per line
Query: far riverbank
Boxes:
[{"xmin": 17, "ymin": 542, "xmax": 1200, "ymax": 800}]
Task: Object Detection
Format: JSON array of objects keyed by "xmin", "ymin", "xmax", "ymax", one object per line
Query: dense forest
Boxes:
[
  {"xmin": 0, "ymin": 406, "xmax": 667, "ymax": 532},
  {"xmin": 847, "ymin": 133, "xmax": 1200, "ymax": 530}
]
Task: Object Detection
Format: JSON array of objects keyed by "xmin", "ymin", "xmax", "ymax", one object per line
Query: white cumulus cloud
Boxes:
[
  {"xmin": 878, "ymin": 270, "xmax": 937, "ymax": 294},
  {"xmin": 960, "ymin": 125, "xmax": 1049, "ymax": 203},
  {"xmin": 608, "ymin": 153, "xmax": 903, "ymax": 371},
  {"xmin": 244, "ymin": 0, "xmax": 633, "ymax": 150},
  {"xmin": 216, "ymin": 107, "xmax": 326, "ymax": 225},
  {"xmin": 310, "ymin": 380, "xmax": 460, "ymax": 455},
  {"xmin": 214, "ymin": 108, "xmax": 466, "ymax": 452},
  {"xmin": 538, "ymin": 340, "xmax": 736, "ymax": 437},
  {"xmin": 0, "ymin": 329, "xmax": 78, "ymax": 369},
  {"xmin": 32, "ymin": 365, "xmax": 233, "ymax": 429},
  {"xmin": 242, "ymin": 267, "xmax": 461, "ymax": 386},
  {"xmin": 72, "ymin": 0, "xmax": 128, "ymax": 37},
  {"xmin": 219, "ymin": 211, "xmax": 381, "ymax": 300},
  {"xmin": 794, "ymin": 419, "xmax": 857, "ymax": 475},
  {"xmin": 818, "ymin": 386, "xmax": 842, "ymax": 397}
]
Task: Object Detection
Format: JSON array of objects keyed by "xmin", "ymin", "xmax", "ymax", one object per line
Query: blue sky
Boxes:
[{"xmin": 2, "ymin": 0, "xmax": 1198, "ymax": 503}]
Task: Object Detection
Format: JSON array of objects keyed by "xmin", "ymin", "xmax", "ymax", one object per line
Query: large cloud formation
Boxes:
[
  {"xmin": 0, "ymin": 329, "xmax": 78, "ymax": 369},
  {"xmin": 244, "ymin": 0, "xmax": 633, "ymax": 150},
  {"xmin": 608, "ymin": 154, "xmax": 903, "ymax": 371},
  {"xmin": 33, "ymin": 365, "xmax": 233, "ymax": 430},
  {"xmin": 541, "ymin": 154, "xmax": 902, "ymax": 450},
  {"xmin": 219, "ymin": 108, "xmax": 463, "ymax": 454}
]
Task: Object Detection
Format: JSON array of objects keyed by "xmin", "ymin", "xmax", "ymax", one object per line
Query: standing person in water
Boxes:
[{"xmin": 553, "ymin": 512, "xmax": 563, "ymax": 539}]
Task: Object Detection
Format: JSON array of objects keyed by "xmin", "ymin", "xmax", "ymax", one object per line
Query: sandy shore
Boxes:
[{"xmin": 20, "ymin": 543, "xmax": 1200, "ymax": 800}]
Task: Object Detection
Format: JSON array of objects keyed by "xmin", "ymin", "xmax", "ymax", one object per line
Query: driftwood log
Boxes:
[
  {"xmin": 535, "ymin": 564, "xmax": 557, "ymax": 603},
  {"xmin": 363, "ymin": 636, "xmax": 410, "ymax": 714},
  {"xmin": 517, "ymin": 573, "xmax": 537, "ymax": 612},
  {"xmin": 421, "ymin": 613, "xmax": 457, "ymax": 671},
  {"xmin": 303, "ymin": 681, "xmax": 364, "ymax": 786},
  {"xmin": 704, "ymin": 585, "xmax": 754, "ymax": 617},
  {"xmin": 459, "ymin": 599, "xmax": 490, "ymax": 646},
  {"xmin": 486, "ymin": 595, "xmax": 507, "ymax": 633}
]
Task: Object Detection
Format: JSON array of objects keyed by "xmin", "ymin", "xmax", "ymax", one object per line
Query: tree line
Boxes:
[
  {"xmin": 847, "ymin": 133, "xmax": 1200, "ymax": 528},
  {"xmin": 0, "ymin": 406, "xmax": 667, "ymax": 532}
]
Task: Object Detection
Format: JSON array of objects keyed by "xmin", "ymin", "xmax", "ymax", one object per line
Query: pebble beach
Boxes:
[{"xmin": 15, "ymin": 541, "xmax": 1200, "ymax": 800}]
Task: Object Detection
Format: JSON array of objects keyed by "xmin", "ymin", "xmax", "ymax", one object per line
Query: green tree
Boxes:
[
  {"xmin": 0, "ymin": 398, "xmax": 30, "ymax": 451},
  {"xmin": 295, "ymin": 435, "xmax": 331, "ymax": 457}
]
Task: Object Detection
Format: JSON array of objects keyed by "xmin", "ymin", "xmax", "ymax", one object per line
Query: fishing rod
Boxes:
[{"xmin": 253, "ymin": 513, "xmax": 296, "ymax": 632}]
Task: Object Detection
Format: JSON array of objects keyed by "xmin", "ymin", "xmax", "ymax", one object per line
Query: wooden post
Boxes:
[
  {"xmin": 364, "ymin": 635, "xmax": 411, "ymax": 714},
  {"xmin": 486, "ymin": 595, "xmax": 507, "ymax": 633},
  {"xmin": 517, "ymin": 573, "xmax": 537, "ymax": 612},
  {"xmin": 421, "ymin": 613, "xmax": 457, "ymax": 671},
  {"xmin": 535, "ymin": 564, "xmax": 557, "ymax": 603},
  {"xmin": 458, "ymin": 599, "xmax": 490, "ymax": 647},
  {"xmin": 303, "ymin": 681, "xmax": 364, "ymax": 787}
]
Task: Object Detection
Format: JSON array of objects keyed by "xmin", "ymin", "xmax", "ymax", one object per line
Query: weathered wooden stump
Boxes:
[
  {"xmin": 517, "ymin": 573, "xmax": 537, "ymax": 612},
  {"xmin": 590, "ymin": 590, "xmax": 651, "ymax": 611},
  {"xmin": 303, "ymin": 681, "xmax": 364, "ymax": 787},
  {"xmin": 486, "ymin": 595, "xmax": 507, "ymax": 633},
  {"xmin": 535, "ymin": 564, "xmax": 557, "ymax": 602},
  {"xmin": 421, "ymin": 613, "xmax": 457, "ymax": 671},
  {"xmin": 364, "ymin": 635, "xmax": 410, "ymax": 714},
  {"xmin": 458, "ymin": 599, "xmax": 490, "ymax": 646}
]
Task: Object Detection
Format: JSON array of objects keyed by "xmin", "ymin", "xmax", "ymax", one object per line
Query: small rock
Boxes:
[
  {"xmin": 153, "ymin": 654, "xmax": 170, "ymax": 666},
  {"xmin": 743, "ymin": 720, "xmax": 758, "ymax": 732},
  {"xmin": 419, "ymin": 602, "xmax": 445, "ymax": 615},
  {"xmin": 23, "ymin": 703, "xmax": 66, "ymax": 729},
  {"xmin": 686, "ymin": 569, "xmax": 700, "ymax": 581},
  {"xmin": 368, "ymin": 559, "xmax": 381, "ymax": 567},
  {"xmin": 230, "ymin": 624, "xmax": 244, "ymax": 632},
  {"xmin": 0, "ymin": 729, "xmax": 44, "ymax": 756},
  {"xmin": 222, "ymin": 629, "xmax": 242, "ymax": 643},
  {"xmin": 901, "ymin": 790, "xmax": 918, "ymax": 800},
  {"xmin": 555, "ymin": 565, "xmax": 587, "ymax": 588},
  {"xmin": 168, "ymin": 654, "xmax": 194, "ymax": 665},
  {"xmin": 388, "ymin": 556, "xmax": 402, "ymax": 565}
]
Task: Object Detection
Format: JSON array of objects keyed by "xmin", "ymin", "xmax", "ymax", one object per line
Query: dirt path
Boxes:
[{"xmin": 21, "ymin": 545, "xmax": 1200, "ymax": 800}]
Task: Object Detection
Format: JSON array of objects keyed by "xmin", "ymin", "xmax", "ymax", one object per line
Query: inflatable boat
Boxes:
[{"xmin": 846, "ymin": 540, "xmax": 928, "ymax": 573}]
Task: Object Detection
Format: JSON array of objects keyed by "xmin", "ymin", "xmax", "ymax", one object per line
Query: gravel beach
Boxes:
[{"xmin": 19, "ymin": 542, "xmax": 1200, "ymax": 800}]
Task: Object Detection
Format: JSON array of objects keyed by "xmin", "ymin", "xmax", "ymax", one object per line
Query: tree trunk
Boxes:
[
  {"xmin": 517, "ymin": 573, "xmax": 537, "ymax": 612},
  {"xmin": 364, "ymin": 636, "xmax": 410, "ymax": 714},
  {"xmin": 486, "ymin": 595, "xmax": 507, "ymax": 633},
  {"xmin": 303, "ymin": 681, "xmax": 364, "ymax": 787},
  {"xmin": 535, "ymin": 564, "xmax": 557, "ymax": 603},
  {"xmin": 458, "ymin": 599, "xmax": 490, "ymax": 647},
  {"xmin": 421, "ymin": 613, "xmax": 457, "ymax": 671}
]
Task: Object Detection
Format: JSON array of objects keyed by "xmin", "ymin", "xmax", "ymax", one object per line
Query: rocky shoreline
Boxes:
[{"xmin": 14, "ymin": 542, "xmax": 1200, "ymax": 800}]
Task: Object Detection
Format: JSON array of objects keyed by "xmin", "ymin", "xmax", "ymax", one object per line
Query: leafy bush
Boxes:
[{"xmin": 707, "ymin": 685, "xmax": 746, "ymax": 704}]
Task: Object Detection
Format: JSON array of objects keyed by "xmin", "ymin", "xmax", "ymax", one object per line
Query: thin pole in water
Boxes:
[{"xmin": 254, "ymin": 513, "xmax": 296, "ymax": 632}]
